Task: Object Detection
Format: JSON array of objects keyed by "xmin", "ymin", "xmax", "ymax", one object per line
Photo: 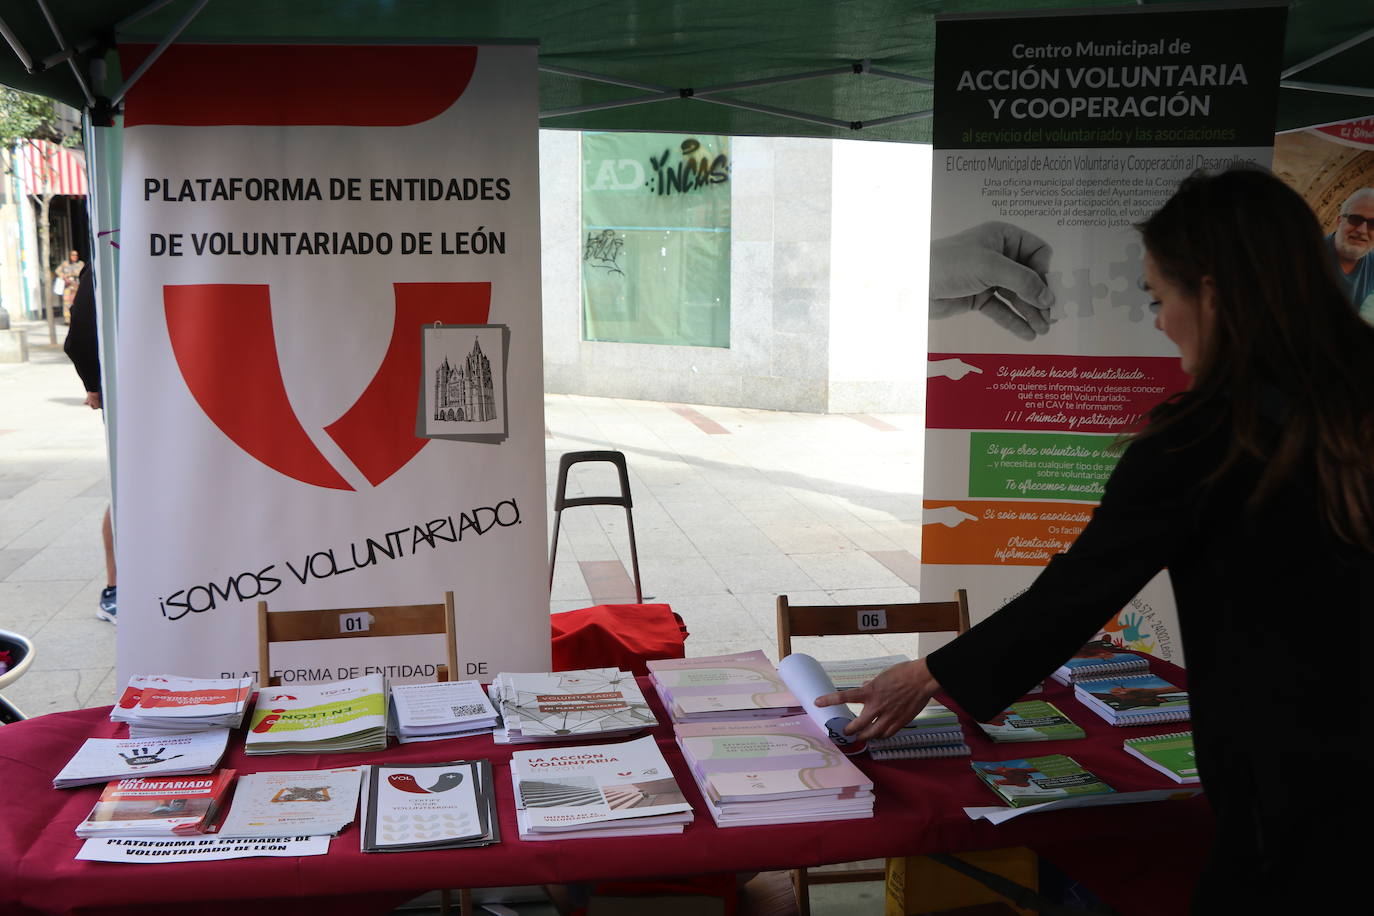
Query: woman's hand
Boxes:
[{"xmin": 813, "ymin": 658, "xmax": 943, "ymax": 740}]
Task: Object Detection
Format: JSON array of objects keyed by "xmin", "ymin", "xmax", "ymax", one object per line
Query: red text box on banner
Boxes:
[{"xmin": 927, "ymin": 353, "xmax": 1190, "ymax": 434}]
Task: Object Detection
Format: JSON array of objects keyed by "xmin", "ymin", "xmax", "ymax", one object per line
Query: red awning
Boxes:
[{"xmin": 16, "ymin": 139, "xmax": 87, "ymax": 196}]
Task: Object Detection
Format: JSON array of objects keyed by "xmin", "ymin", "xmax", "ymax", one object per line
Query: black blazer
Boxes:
[{"xmin": 926, "ymin": 398, "xmax": 1370, "ymax": 908}]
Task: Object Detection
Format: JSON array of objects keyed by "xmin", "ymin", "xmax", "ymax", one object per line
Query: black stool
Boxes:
[{"xmin": 548, "ymin": 450, "xmax": 643, "ymax": 603}]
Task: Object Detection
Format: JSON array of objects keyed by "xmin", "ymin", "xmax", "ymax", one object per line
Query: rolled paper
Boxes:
[{"xmin": 777, "ymin": 653, "xmax": 866, "ymax": 756}]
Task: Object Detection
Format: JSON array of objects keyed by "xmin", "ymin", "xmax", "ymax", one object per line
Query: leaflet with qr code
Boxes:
[{"xmin": 389, "ymin": 680, "xmax": 499, "ymax": 735}]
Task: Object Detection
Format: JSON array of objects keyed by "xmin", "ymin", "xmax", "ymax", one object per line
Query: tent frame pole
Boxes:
[
  {"xmin": 0, "ymin": 14, "xmax": 36, "ymax": 73},
  {"xmin": 866, "ymin": 67, "xmax": 934, "ymax": 87},
  {"xmin": 693, "ymin": 96, "xmax": 854, "ymax": 131},
  {"xmin": 34, "ymin": 0, "xmax": 95, "ymax": 107},
  {"xmin": 110, "ymin": 0, "xmax": 213, "ymax": 108},
  {"xmin": 1279, "ymin": 80, "xmax": 1374, "ymax": 99},
  {"xmin": 117, "ymin": 0, "xmax": 183, "ymax": 32},
  {"xmin": 539, "ymin": 64, "xmax": 663, "ymax": 93},
  {"xmin": 540, "ymin": 60, "xmax": 933, "ymax": 133},
  {"xmin": 693, "ymin": 65, "xmax": 855, "ymax": 96},
  {"xmin": 543, "ymin": 94, "xmax": 676, "ymax": 119},
  {"xmin": 1281, "ymin": 27, "xmax": 1374, "ymax": 79}
]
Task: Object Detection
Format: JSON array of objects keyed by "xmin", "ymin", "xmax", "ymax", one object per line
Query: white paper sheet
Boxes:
[
  {"xmin": 775, "ymin": 654, "xmax": 864, "ymax": 754},
  {"xmin": 963, "ymin": 787, "xmax": 1203, "ymax": 824},
  {"xmin": 217, "ymin": 767, "xmax": 363, "ymax": 838}
]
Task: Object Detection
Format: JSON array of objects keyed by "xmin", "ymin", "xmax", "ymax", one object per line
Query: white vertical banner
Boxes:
[
  {"xmin": 115, "ymin": 44, "xmax": 549, "ymax": 685},
  {"xmin": 922, "ymin": 6, "xmax": 1287, "ymax": 662}
]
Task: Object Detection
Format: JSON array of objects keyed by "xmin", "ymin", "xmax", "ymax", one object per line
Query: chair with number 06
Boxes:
[{"xmin": 775, "ymin": 590, "xmax": 979, "ymax": 916}]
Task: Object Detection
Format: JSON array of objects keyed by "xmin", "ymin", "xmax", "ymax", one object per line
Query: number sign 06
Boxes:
[{"xmin": 857, "ymin": 609, "xmax": 887, "ymax": 631}]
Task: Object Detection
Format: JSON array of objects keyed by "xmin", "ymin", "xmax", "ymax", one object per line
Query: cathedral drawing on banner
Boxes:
[{"xmin": 434, "ymin": 338, "xmax": 498, "ymax": 422}]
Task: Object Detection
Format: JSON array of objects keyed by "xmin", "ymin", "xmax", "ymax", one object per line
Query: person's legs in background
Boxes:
[{"xmin": 96, "ymin": 506, "xmax": 116, "ymax": 623}]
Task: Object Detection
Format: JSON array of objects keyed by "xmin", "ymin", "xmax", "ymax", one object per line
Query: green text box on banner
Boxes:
[
  {"xmin": 968, "ymin": 432, "xmax": 1119, "ymax": 502},
  {"xmin": 581, "ymin": 132, "xmax": 730, "ymax": 347}
]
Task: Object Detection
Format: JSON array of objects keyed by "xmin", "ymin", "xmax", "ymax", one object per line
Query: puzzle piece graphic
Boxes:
[
  {"xmin": 1107, "ymin": 242, "xmax": 1152, "ymax": 322},
  {"xmin": 1047, "ymin": 269, "xmax": 1108, "ymax": 319}
]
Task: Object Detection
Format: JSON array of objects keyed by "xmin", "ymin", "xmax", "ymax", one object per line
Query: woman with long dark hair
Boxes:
[{"xmin": 819, "ymin": 167, "xmax": 1374, "ymax": 911}]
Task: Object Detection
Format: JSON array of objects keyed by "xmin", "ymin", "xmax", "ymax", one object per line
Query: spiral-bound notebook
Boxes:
[
  {"xmin": 1123, "ymin": 731, "xmax": 1199, "ymax": 783},
  {"xmin": 1073, "ymin": 673, "xmax": 1189, "ymax": 726},
  {"xmin": 1051, "ymin": 644, "xmax": 1149, "ymax": 685},
  {"xmin": 869, "ymin": 740, "xmax": 971, "ymax": 761}
]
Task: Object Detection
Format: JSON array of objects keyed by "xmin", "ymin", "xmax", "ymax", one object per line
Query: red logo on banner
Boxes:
[
  {"xmin": 121, "ymin": 45, "xmax": 478, "ymax": 127},
  {"xmin": 164, "ymin": 283, "xmax": 492, "ymax": 490},
  {"xmin": 1314, "ymin": 117, "xmax": 1374, "ymax": 150}
]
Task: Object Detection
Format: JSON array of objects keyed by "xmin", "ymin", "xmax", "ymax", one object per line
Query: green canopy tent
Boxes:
[
  {"xmin": 0, "ymin": 0, "xmax": 1367, "ymax": 481},
  {"xmin": 0, "ymin": 0, "xmax": 1370, "ymax": 142}
]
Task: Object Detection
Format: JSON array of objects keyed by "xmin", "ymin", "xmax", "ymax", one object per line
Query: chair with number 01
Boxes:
[
  {"xmin": 256, "ymin": 593, "xmax": 459, "ymax": 688},
  {"xmin": 775, "ymin": 590, "xmax": 1037, "ymax": 916},
  {"xmin": 256, "ymin": 592, "xmax": 465, "ymax": 915}
]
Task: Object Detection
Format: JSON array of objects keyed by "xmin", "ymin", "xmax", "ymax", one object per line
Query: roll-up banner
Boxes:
[
  {"xmin": 115, "ymin": 44, "xmax": 549, "ymax": 685},
  {"xmin": 923, "ymin": 5, "xmax": 1287, "ymax": 662}
]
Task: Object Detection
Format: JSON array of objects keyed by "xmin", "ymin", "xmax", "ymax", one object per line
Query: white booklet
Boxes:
[
  {"xmin": 54, "ymin": 729, "xmax": 231, "ymax": 789},
  {"xmin": 217, "ymin": 767, "xmax": 364, "ymax": 838},
  {"xmin": 511, "ymin": 735, "xmax": 693, "ymax": 837},
  {"xmin": 390, "ymin": 680, "xmax": 498, "ymax": 741},
  {"xmin": 245, "ymin": 675, "xmax": 387, "ymax": 754}
]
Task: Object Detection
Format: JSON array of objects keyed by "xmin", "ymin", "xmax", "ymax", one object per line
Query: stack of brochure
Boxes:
[
  {"xmin": 815, "ymin": 656, "xmax": 970, "ymax": 760},
  {"xmin": 1051, "ymin": 641, "xmax": 1150, "ymax": 685},
  {"xmin": 54, "ymin": 729, "xmax": 232, "ymax": 789},
  {"xmin": 389, "ymin": 680, "xmax": 499, "ymax": 743},
  {"xmin": 972, "ymin": 754, "xmax": 1115, "ymax": 808},
  {"xmin": 510, "ymin": 735, "xmax": 693, "ymax": 840},
  {"xmin": 976, "ymin": 700, "xmax": 1085, "ymax": 743},
  {"xmin": 75, "ymin": 770, "xmax": 236, "ymax": 837},
  {"xmin": 675, "ymin": 716, "xmax": 874, "ymax": 827},
  {"xmin": 111, "ymin": 675, "xmax": 254, "ymax": 736},
  {"xmin": 490, "ymin": 668, "xmax": 656, "ymax": 744},
  {"xmin": 648, "ymin": 651, "xmax": 802, "ymax": 723},
  {"xmin": 360, "ymin": 760, "xmax": 499, "ymax": 852},
  {"xmin": 245, "ymin": 674, "xmax": 388, "ymax": 755},
  {"xmin": 1074, "ymin": 673, "xmax": 1190, "ymax": 726},
  {"xmin": 217, "ymin": 767, "xmax": 364, "ymax": 838}
]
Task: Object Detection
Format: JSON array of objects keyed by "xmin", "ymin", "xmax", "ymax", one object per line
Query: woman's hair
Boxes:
[{"xmin": 1137, "ymin": 166, "xmax": 1374, "ymax": 551}]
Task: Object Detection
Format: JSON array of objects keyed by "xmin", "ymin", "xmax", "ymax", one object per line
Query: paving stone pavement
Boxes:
[{"xmin": 1, "ymin": 317, "xmax": 928, "ymax": 720}]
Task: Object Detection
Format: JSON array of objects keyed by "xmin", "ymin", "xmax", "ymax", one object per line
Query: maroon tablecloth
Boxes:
[{"xmin": 0, "ymin": 666, "xmax": 1211, "ymax": 915}]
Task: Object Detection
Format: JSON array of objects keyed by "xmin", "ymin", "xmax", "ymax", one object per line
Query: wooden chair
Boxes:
[
  {"xmin": 776, "ymin": 591, "xmax": 970, "ymax": 661},
  {"xmin": 775, "ymin": 590, "xmax": 970, "ymax": 916},
  {"xmin": 256, "ymin": 593, "xmax": 459, "ymax": 688},
  {"xmin": 257, "ymin": 593, "xmax": 465, "ymax": 914}
]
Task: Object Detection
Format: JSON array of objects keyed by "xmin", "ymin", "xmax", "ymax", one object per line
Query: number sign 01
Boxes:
[{"xmin": 339, "ymin": 611, "xmax": 374, "ymax": 634}]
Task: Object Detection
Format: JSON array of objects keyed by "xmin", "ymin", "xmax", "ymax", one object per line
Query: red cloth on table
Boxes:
[
  {"xmin": 551, "ymin": 603, "xmax": 687, "ymax": 675},
  {"xmin": 0, "ymin": 662, "xmax": 1210, "ymax": 916}
]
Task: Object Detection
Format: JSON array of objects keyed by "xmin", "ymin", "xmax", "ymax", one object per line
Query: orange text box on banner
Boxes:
[{"xmin": 922, "ymin": 500, "xmax": 1094, "ymax": 566}]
